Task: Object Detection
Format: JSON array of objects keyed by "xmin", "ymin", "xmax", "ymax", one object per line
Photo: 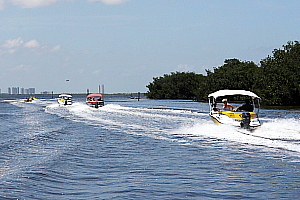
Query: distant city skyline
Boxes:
[
  {"xmin": 1, "ymin": 84, "xmax": 107, "ymax": 94},
  {"xmin": 6, "ymin": 87, "xmax": 35, "ymax": 95}
]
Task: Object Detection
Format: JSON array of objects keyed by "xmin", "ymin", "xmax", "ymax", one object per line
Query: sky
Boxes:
[{"xmin": 0, "ymin": 0, "xmax": 300, "ymax": 94}]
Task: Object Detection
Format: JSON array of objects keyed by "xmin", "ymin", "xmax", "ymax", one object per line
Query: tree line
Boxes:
[{"xmin": 146, "ymin": 41, "xmax": 300, "ymax": 106}]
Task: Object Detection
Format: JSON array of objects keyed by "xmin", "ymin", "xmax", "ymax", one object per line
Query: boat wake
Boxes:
[
  {"xmin": 8, "ymin": 99, "xmax": 300, "ymax": 157},
  {"xmin": 43, "ymin": 102, "xmax": 300, "ymax": 157},
  {"xmin": 175, "ymin": 118, "xmax": 300, "ymax": 156}
]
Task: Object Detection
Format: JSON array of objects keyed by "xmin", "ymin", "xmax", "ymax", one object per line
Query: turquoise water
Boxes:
[{"xmin": 0, "ymin": 95, "xmax": 299, "ymax": 199}]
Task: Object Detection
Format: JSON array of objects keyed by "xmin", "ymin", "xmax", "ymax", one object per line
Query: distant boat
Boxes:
[
  {"xmin": 57, "ymin": 94, "xmax": 72, "ymax": 105},
  {"xmin": 86, "ymin": 94, "xmax": 104, "ymax": 108},
  {"xmin": 23, "ymin": 96, "xmax": 37, "ymax": 102}
]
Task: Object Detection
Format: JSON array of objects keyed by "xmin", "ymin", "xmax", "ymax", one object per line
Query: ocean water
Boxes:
[{"xmin": 0, "ymin": 94, "xmax": 300, "ymax": 199}]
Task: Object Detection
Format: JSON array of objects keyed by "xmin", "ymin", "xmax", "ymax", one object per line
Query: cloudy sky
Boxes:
[{"xmin": 0, "ymin": 0, "xmax": 299, "ymax": 94}]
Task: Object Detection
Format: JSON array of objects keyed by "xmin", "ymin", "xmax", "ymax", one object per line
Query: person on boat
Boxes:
[
  {"xmin": 211, "ymin": 103, "xmax": 220, "ymax": 112},
  {"xmin": 222, "ymin": 99, "xmax": 234, "ymax": 111},
  {"xmin": 236, "ymin": 99, "xmax": 253, "ymax": 112}
]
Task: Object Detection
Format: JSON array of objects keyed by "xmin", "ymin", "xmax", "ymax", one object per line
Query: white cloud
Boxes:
[
  {"xmin": 1, "ymin": 37, "xmax": 62, "ymax": 55},
  {"xmin": 0, "ymin": 0, "xmax": 129, "ymax": 9},
  {"xmin": 9, "ymin": 0, "xmax": 58, "ymax": 8},
  {"xmin": 50, "ymin": 45, "xmax": 61, "ymax": 52},
  {"xmin": 88, "ymin": 0, "xmax": 129, "ymax": 5},
  {"xmin": 93, "ymin": 70, "xmax": 101, "ymax": 74},
  {"xmin": 7, "ymin": 64, "xmax": 32, "ymax": 71},
  {"xmin": 24, "ymin": 39, "xmax": 40, "ymax": 48},
  {"xmin": 2, "ymin": 37, "xmax": 23, "ymax": 49},
  {"xmin": 7, "ymin": 49, "xmax": 17, "ymax": 54}
]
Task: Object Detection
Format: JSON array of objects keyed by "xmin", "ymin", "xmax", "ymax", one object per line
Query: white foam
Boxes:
[
  {"xmin": 172, "ymin": 119, "xmax": 300, "ymax": 154},
  {"xmin": 254, "ymin": 118, "xmax": 300, "ymax": 140},
  {"xmin": 45, "ymin": 102, "xmax": 300, "ymax": 155}
]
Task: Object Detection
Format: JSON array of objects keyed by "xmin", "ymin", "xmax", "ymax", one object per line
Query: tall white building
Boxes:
[
  {"xmin": 12, "ymin": 87, "xmax": 19, "ymax": 94},
  {"xmin": 28, "ymin": 88, "xmax": 35, "ymax": 94},
  {"xmin": 7, "ymin": 87, "xmax": 35, "ymax": 94},
  {"xmin": 98, "ymin": 85, "xmax": 104, "ymax": 94}
]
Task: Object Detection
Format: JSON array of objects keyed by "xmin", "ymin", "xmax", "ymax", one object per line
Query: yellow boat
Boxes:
[
  {"xmin": 23, "ymin": 96, "xmax": 37, "ymax": 102},
  {"xmin": 208, "ymin": 90, "xmax": 261, "ymax": 129}
]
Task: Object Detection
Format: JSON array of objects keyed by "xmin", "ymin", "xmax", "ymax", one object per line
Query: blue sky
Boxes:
[{"xmin": 0, "ymin": 0, "xmax": 299, "ymax": 94}]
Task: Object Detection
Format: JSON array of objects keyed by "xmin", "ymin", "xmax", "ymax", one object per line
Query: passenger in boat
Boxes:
[
  {"xmin": 211, "ymin": 103, "xmax": 220, "ymax": 112},
  {"xmin": 236, "ymin": 99, "xmax": 253, "ymax": 112},
  {"xmin": 222, "ymin": 99, "xmax": 234, "ymax": 111}
]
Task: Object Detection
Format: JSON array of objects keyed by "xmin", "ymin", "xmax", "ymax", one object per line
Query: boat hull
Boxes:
[
  {"xmin": 57, "ymin": 99, "xmax": 72, "ymax": 105},
  {"xmin": 86, "ymin": 101, "xmax": 104, "ymax": 108},
  {"xmin": 209, "ymin": 111, "xmax": 261, "ymax": 128}
]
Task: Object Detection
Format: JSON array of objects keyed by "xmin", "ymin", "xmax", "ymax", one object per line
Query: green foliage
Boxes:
[
  {"xmin": 146, "ymin": 41, "xmax": 300, "ymax": 106},
  {"xmin": 206, "ymin": 58, "xmax": 260, "ymax": 92},
  {"xmin": 258, "ymin": 41, "xmax": 300, "ymax": 105},
  {"xmin": 146, "ymin": 72, "xmax": 206, "ymax": 100}
]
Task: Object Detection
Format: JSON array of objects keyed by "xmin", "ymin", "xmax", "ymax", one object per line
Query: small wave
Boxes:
[{"xmin": 171, "ymin": 120, "xmax": 300, "ymax": 155}]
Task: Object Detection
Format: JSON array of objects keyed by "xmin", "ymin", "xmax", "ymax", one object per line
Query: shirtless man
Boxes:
[{"xmin": 222, "ymin": 99, "xmax": 234, "ymax": 111}]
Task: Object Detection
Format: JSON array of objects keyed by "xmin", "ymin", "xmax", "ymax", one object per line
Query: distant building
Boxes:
[
  {"xmin": 98, "ymin": 85, "xmax": 104, "ymax": 94},
  {"xmin": 41, "ymin": 91, "xmax": 51, "ymax": 94},
  {"xmin": 28, "ymin": 88, "xmax": 35, "ymax": 94},
  {"xmin": 12, "ymin": 87, "xmax": 19, "ymax": 94},
  {"xmin": 7, "ymin": 87, "xmax": 36, "ymax": 94},
  {"xmin": 20, "ymin": 88, "xmax": 25, "ymax": 94}
]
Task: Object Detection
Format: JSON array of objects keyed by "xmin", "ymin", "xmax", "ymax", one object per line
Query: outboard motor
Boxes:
[{"xmin": 240, "ymin": 112, "xmax": 251, "ymax": 129}]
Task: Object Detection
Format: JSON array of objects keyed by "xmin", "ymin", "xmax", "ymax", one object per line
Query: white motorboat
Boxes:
[
  {"xmin": 86, "ymin": 94, "xmax": 104, "ymax": 108},
  {"xmin": 208, "ymin": 90, "xmax": 261, "ymax": 129},
  {"xmin": 57, "ymin": 94, "xmax": 72, "ymax": 105}
]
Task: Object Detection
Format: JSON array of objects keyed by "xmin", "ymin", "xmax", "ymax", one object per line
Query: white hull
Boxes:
[
  {"xmin": 210, "ymin": 111, "xmax": 261, "ymax": 128},
  {"xmin": 57, "ymin": 99, "xmax": 72, "ymax": 105}
]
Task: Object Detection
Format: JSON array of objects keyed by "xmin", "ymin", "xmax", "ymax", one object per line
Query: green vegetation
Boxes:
[
  {"xmin": 146, "ymin": 41, "xmax": 300, "ymax": 106},
  {"xmin": 146, "ymin": 72, "xmax": 206, "ymax": 100}
]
